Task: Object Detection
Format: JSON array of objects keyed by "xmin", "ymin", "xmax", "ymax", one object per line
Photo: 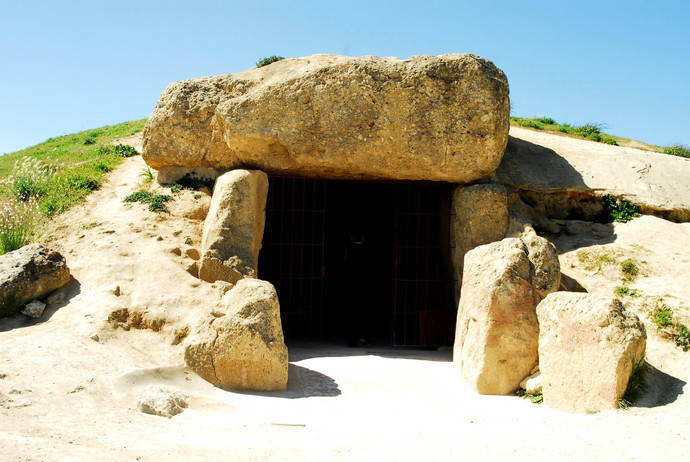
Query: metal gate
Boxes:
[
  {"xmin": 391, "ymin": 183, "xmax": 455, "ymax": 346},
  {"xmin": 259, "ymin": 177, "xmax": 454, "ymax": 346},
  {"xmin": 259, "ymin": 177, "xmax": 326, "ymax": 339}
]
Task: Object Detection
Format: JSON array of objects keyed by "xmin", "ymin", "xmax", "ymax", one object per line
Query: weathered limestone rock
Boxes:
[
  {"xmin": 143, "ymin": 54, "xmax": 510, "ymax": 183},
  {"xmin": 137, "ymin": 386, "xmax": 188, "ymax": 418},
  {"xmin": 185, "ymin": 278, "xmax": 288, "ymax": 390},
  {"xmin": 520, "ymin": 228, "xmax": 561, "ymax": 299},
  {"xmin": 450, "ymin": 183, "xmax": 509, "ymax": 302},
  {"xmin": 198, "ymin": 170, "xmax": 268, "ymax": 284},
  {"xmin": 453, "ymin": 233, "xmax": 560, "ymax": 395},
  {"xmin": 536, "ymin": 292, "xmax": 646, "ymax": 413},
  {"xmin": 0, "ymin": 244, "xmax": 71, "ymax": 318},
  {"xmin": 21, "ymin": 300, "xmax": 46, "ymax": 319}
]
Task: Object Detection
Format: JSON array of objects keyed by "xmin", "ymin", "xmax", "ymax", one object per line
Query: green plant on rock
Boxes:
[
  {"xmin": 515, "ymin": 388, "xmax": 543, "ymax": 404},
  {"xmin": 256, "ymin": 55, "xmax": 285, "ymax": 67},
  {"xmin": 601, "ymin": 195, "xmax": 640, "ymax": 223},
  {"xmin": 615, "ymin": 286, "xmax": 639, "ymax": 297},
  {"xmin": 651, "ymin": 303, "xmax": 690, "ymax": 351},
  {"xmin": 620, "ymin": 259, "xmax": 640, "ymax": 281}
]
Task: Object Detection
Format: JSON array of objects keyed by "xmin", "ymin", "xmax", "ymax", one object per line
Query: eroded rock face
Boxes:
[
  {"xmin": 536, "ymin": 292, "xmax": 646, "ymax": 413},
  {"xmin": 0, "ymin": 244, "xmax": 71, "ymax": 318},
  {"xmin": 137, "ymin": 386, "xmax": 188, "ymax": 418},
  {"xmin": 453, "ymin": 232, "xmax": 560, "ymax": 395},
  {"xmin": 143, "ymin": 54, "xmax": 510, "ymax": 183},
  {"xmin": 185, "ymin": 279, "xmax": 288, "ymax": 391},
  {"xmin": 198, "ymin": 170, "xmax": 268, "ymax": 284}
]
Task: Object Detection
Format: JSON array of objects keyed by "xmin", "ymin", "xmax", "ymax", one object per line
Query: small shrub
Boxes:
[
  {"xmin": 615, "ymin": 286, "xmax": 639, "ymax": 297},
  {"xmin": 10, "ymin": 157, "xmax": 58, "ymax": 201},
  {"xmin": 651, "ymin": 304, "xmax": 690, "ymax": 351},
  {"xmin": 0, "ymin": 198, "xmax": 40, "ymax": 254},
  {"xmin": 515, "ymin": 388, "xmax": 543, "ymax": 404},
  {"xmin": 172, "ymin": 173, "xmax": 216, "ymax": 191},
  {"xmin": 511, "ymin": 117, "xmax": 544, "ymax": 130},
  {"xmin": 600, "ymin": 136, "xmax": 619, "ymax": 146},
  {"xmin": 663, "ymin": 145, "xmax": 690, "ymax": 158},
  {"xmin": 256, "ymin": 55, "xmax": 285, "ymax": 67},
  {"xmin": 123, "ymin": 190, "xmax": 171, "ymax": 212},
  {"xmin": 620, "ymin": 259, "xmax": 639, "ymax": 280},
  {"xmin": 113, "ymin": 144, "xmax": 138, "ymax": 157},
  {"xmin": 83, "ymin": 136, "xmax": 96, "ymax": 145},
  {"xmin": 140, "ymin": 167, "xmax": 154, "ymax": 184},
  {"xmin": 575, "ymin": 123, "xmax": 602, "ymax": 137},
  {"xmin": 170, "ymin": 183, "xmax": 183, "ymax": 193},
  {"xmin": 600, "ymin": 195, "xmax": 640, "ymax": 223},
  {"xmin": 534, "ymin": 117, "xmax": 556, "ymax": 125},
  {"xmin": 92, "ymin": 161, "xmax": 113, "ymax": 172}
]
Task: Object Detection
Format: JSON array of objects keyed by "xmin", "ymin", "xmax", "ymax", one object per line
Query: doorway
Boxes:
[{"xmin": 258, "ymin": 177, "xmax": 455, "ymax": 347}]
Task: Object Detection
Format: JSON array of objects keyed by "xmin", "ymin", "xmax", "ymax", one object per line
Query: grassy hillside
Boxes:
[
  {"xmin": 510, "ymin": 116, "xmax": 690, "ymax": 158},
  {"xmin": 0, "ymin": 119, "xmax": 146, "ymax": 254}
]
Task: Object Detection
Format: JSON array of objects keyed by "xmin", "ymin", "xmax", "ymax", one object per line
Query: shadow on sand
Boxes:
[
  {"xmin": 225, "ymin": 363, "xmax": 342, "ymax": 399},
  {"xmin": 0, "ymin": 277, "xmax": 81, "ymax": 333},
  {"xmin": 634, "ymin": 362, "xmax": 686, "ymax": 408}
]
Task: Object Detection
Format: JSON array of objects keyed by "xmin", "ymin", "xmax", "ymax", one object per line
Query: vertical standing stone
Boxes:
[
  {"xmin": 198, "ymin": 169, "xmax": 268, "ymax": 284},
  {"xmin": 450, "ymin": 183, "xmax": 509, "ymax": 303}
]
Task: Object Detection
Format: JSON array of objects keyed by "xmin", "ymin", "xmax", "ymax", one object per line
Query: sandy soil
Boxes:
[{"xmin": 1, "ymin": 143, "xmax": 689, "ymax": 461}]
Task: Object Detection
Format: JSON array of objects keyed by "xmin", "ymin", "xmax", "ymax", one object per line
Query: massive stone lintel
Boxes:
[{"xmin": 143, "ymin": 53, "xmax": 510, "ymax": 183}]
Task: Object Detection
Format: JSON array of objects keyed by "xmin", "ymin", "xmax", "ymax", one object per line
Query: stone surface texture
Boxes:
[
  {"xmin": 450, "ymin": 183, "xmax": 509, "ymax": 302},
  {"xmin": 496, "ymin": 126, "xmax": 690, "ymax": 222},
  {"xmin": 143, "ymin": 53, "xmax": 510, "ymax": 183},
  {"xmin": 185, "ymin": 278, "xmax": 288, "ymax": 391},
  {"xmin": 0, "ymin": 244, "xmax": 71, "ymax": 318},
  {"xmin": 536, "ymin": 292, "xmax": 646, "ymax": 413},
  {"xmin": 137, "ymin": 386, "xmax": 188, "ymax": 418},
  {"xmin": 198, "ymin": 170, "xmax": 268, "ymax": 284},
  {"xmin": 21, "ymin": 300, "xmax": 46, "ymax": 319},
  {"xmin": 453, "ymin": 232, "xmax": 560, "ymax": 395}
]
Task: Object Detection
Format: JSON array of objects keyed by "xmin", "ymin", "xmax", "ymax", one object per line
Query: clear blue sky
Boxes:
[{"xmin": 1, "ymin": 1, "xmax": 689, "ymax": 154}]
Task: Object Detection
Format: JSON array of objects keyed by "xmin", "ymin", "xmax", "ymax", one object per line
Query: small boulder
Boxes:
[
  {"xmin": 536, "ymin": 292, "xmax": 646, "ymax": 413},
  {"xmin": 137, "ymin": 386, "xmax": 188, "ymax": 418},
  {"xmin": 453, "ymin": 233, "xmax": 560, "ymax": 395},
  {"xmin": 185, "ymin": 278, "xmax": 288, "ymax": 390},
  {"xmin": 21, "ymin": 300, "xmax": 46, "ymax": 319},
  {"xmin": 198, "ymin": 170, "xmax": 268, "ymax": 284},
  {"xmin": 0, "ymin": 244, "xmax": 71, "ymax": 318}
]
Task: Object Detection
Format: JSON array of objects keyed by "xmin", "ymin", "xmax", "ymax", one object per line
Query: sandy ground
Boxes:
[{"xmin": 1, "ymin": 144, "xmax": 689, "ymax": 461}]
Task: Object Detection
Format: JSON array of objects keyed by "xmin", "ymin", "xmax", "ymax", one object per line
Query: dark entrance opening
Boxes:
[{"xmin": 258, "ymin": 177, "xmax": 455, "ymax": 347}]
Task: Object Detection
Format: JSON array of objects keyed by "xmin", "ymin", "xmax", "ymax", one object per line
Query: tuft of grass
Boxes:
[
  {"xmin": 534, "ymin": 117, "xmax": 556, "ymax": 125},
  {"xmin": 615, "ymin": 286, "xmax": 639, "ymax": 297},
  {"xmin": 620, "ymin": 259, "xmax": 640, "ymax": 280},
  {"xmin": 0, "ymin": 198, "xmax": 40, "ymax": 254},
  {"xmin": 600, "ymin": 195, "xmax": 640, "ymax": 223},
  {"xmin": 663, "ymin": 144, "xmax": 690, "ymax": 158},
  {"xmin": 619, "ymin": 359, "xmax": 646, "ymax": 409},
  {"xmin": 256, "ymin": 55, "xmax": 285, "ymax": 67},
  {"xmin": 515, "ymin": 388, "xmax": 543, "ymax": 404},
  {"xmin": 123, "ymin": 190, "xmax": 172, "ymax": 213},
  {"xmin": 510, "ymin": 117, "xmax": 620, "ymax": 146},
  {"xmin": 140, "ymin": 167, "xmax": 154, "ymax": 184},
  {"xmin": 651, "ymin": 303, "xmax": 690, "ymax": 351}
]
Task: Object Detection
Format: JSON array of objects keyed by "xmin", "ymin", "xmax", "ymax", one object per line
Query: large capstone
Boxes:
[{"xmin": 143, "ymin": 54, "xmax": 510, "ymax": 183}]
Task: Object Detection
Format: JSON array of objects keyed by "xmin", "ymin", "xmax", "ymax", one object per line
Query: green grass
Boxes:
[
  {"xmin": 256, "ymin": 55, "xmax": 285, "ymax": 67},
  {"xmin": 0, "ymin": 199, "xmax": 40, "ymax": 254},
  {"xmin": 511, "ymin": 117, "xmax": 620, "ymax": 146},
  {"xmin": 663, "ymin": 144, "xmax": 690, "ymax": 158},
  {"xmin": 123, "ymin": 190, "xmax": 172, "ymax": 213},
  {"xmin": 601, "ymin": 194, "xmax": 640, "ymax": 223},
  {"xmin": 652, "ymin": 303, "xmax": 690, "ymax": 351},
  {"xmin": 615, "ymin": 286, "xmax": 640, "ymax": 297},
  {"xmin": 0, "ymin": 120, "xmax": 146, "ymax": 219},
  {"xmin": 515, "ymin": 388, "xmax": 543, "ymax": 404},
  {"xmin": 620, "ymin": 259, "xmax": 640, "ymax": 281}
]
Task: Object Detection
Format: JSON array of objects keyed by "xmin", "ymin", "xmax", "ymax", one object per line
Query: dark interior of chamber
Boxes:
[{"xmin": 258, "ymin": 176, "xmax": 455, "ymax": 347}]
